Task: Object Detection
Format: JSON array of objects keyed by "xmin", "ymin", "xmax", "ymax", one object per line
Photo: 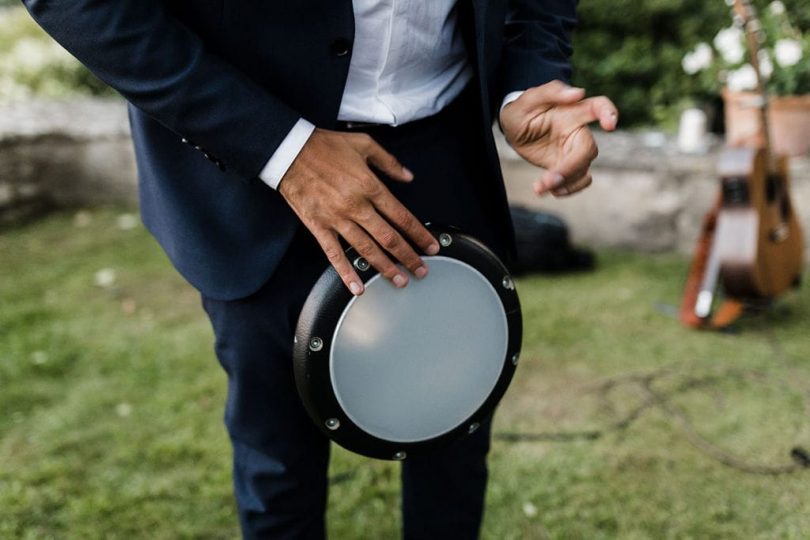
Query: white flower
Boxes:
[
  {"xmin": 73, "ymin": 211, "xmax": 92, "ymax": 227},
  {"xmin": 116, "ymin": 213, "xmax": 139, "ymax": 230},
  {"xmin": 727, "ymin": 64, "xmax": 759, "ymax": 91},
  {"xmin": 10, "ymin": 38, "xmax": 51, "ymax": 73},
  {"xmin": 31, "ymin": 351, "xmax": 48, "ymax": 365},
  {"xmin": 775, "ymin": 39, "xmax": 803, "ymax": 67},
  {"xmin": 769, "ymin": 1, "xmax": 786, "ymax": 15},
  {"xmin": 115, "ymin": 403, "xmax": 133, "ymax": 418},
  {"xmin": 714, "ymin": 26, "xmax": 745, "ymax": 65},
  {"xmin": 94, "ymin": 268, "xmax": 117, "ymax": 288},
  {"xmin": 10, "ymin": 37, "xmax": 73, "ymax": 74},
  {"xmin": 522, "ymin": 502, "xmax": 538, "ymax": 518},
  {"xmin": 682, "ymin": 43, "xmax": 714, "ymax": 74},
  {"xmin": 758, "ymin": 50, "xmax": 773, "ymax": 79}
]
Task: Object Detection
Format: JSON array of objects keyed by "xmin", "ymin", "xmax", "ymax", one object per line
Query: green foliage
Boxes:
[
  {"xmin": 572, "ymin": 0, "xmax": 728, "ymax": 126},
  {"xmin": 1, "ymin": 1, "xmax": 809, "ymax": 122},
  {"xmin": 0, "ymin": 7, "xmax": 112, "ymax": 101},
  {"xmin": 2, "ymin": 210, "xmax": 810, "ymax": 538},
  {"xmin": 573, "ymin": 0, "xmax": 810, "ymax": 126},
  {"xmin": 759, "ymin": 7, "xmax": 810, "ymax": 96}
]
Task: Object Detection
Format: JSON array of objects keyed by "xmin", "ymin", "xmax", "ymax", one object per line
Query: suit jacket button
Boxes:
[{"xmin": 330, "ymin": 38, "xmax": 351, "ymax": 57}]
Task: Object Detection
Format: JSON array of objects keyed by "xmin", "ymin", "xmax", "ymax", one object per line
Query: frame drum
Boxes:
[{"xmin": 293, "ymin": 226, "xmax": 522, "ymax": 460}]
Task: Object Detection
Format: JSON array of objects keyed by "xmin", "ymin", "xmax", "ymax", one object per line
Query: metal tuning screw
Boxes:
[
  {"xmin": 393, "ymin": 451, "xmax": 407, "ymax": 461},
  {"xmin": 309, "ymin": 337, "xmax": 324, "ymax": 352},
  {"xmin": 325, "ymin": 418, "xmax": 340, "ymax": 430},
  {"xmin": 511, "ymin": 352, "xmax": 520, "ymax": 366},
  {"xmin": 439, "ymin": 233, "xmax": 452, "ymax": 248},
  {"xmin": 353, "ymin": 257, "xmax": 370, "ymax": 272},
  {"xmin": 468, "ymin": 422, "xmax": 480, "ymax": 434},
  {"xmin": 502, "ymin": 275, "xmax": 515, "ymax": 290}
]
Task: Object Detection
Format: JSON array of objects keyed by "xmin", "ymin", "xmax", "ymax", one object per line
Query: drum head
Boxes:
[{"xmin": 293, "ymin": 226, "xmax": 522, "ymax": 460}]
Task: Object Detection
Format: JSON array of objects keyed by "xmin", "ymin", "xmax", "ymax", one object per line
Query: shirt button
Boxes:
[{"xmin": 330, "ymin": 38, "xmax": 351, "ymax": 57}]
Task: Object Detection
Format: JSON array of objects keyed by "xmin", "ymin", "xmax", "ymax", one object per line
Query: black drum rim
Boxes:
[{"xmin": 293, "ymin": 225, "xmax": 523, "ymax": 460}]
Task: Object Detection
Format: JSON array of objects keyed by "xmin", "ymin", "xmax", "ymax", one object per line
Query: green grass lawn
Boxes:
[{"xmin": 2, "ymin": 209, "xmax": 809, "ymax": 539}]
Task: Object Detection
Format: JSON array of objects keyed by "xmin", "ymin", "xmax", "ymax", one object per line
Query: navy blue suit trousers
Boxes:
[{"xmin": 202, "ymin": 88, "xmax": 505, "ymax": 539}]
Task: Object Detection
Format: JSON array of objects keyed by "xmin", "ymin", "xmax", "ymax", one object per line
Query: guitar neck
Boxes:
[{"xmin": 731, "ymin": 0, "xmax": 774, "ymax": 159}]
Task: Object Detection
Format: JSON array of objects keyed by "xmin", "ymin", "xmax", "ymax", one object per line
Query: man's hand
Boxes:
[
  {"xmin": 500, "ymin": 80, "xmax": 618, "ymax": 197},
  {"xmin": 278, "ymin": 129, "xmax": 440, "ymax": 296}
]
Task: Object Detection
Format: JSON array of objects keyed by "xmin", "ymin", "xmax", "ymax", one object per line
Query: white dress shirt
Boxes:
[{"xmin": 259, "ymin": 1, "xmax": 521, "ymax": 189}]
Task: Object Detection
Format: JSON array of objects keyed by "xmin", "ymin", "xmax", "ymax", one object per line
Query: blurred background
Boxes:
[{"xmin": 2, "ymin": 0, "xmax": 810, "ymax": 538}]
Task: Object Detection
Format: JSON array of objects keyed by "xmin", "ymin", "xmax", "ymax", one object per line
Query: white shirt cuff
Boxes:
[
  {"xmin": 501, "ymin": 91, "xmax": 525, "ymax": 113},
  {"xmin": 258, "ymin": 118, "xmax": 316, "ymax": 190}
]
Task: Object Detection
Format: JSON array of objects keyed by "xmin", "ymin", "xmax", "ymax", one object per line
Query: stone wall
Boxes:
[
  {"xmin": 0, "ymin": 99, "xmax": 136, "ymax": 226},
  {"xmin": 498, "ymin": 130, "xmax": 810, "ymax": 259},
  {"xmin": 2, "ymin": 98, "xmax": 809, "ymax": 260}
]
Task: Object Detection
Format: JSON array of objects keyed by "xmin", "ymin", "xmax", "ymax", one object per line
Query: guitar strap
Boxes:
[{"xmin": 680, "ymin": 196, "xmax": 745, "ymax": 329}]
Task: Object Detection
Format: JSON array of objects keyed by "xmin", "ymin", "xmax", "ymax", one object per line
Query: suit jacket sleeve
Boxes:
[
  {"xmin": 23, "ymin": 0, "xmax": 301, "ymax": 180},
  {"xmin": 501, "ymin": 0, "xmax": 578, "ymax": 99}
]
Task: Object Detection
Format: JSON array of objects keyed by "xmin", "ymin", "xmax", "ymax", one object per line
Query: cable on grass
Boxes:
[
  {"xmin": 495, "ymin": 337, "xmax": 810, "ymax": 476},
  {"xmin": 330, "ymin": 335, "xmax": 810, "ymax": 484}
]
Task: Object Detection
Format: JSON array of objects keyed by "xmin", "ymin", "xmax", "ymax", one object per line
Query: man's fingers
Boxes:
[
  {"xmin": 535, "ymin": 127, "xmax": 597, "ymax": 195},
  {"xmin": 360, "ymin": 214, "xmax": 429, "ymax": 279},
  {"xmin": 313, "ymin": 229, "xmax": 365, "ymax": 295},
  {"xmin": 534, "ymin": 171, "xmax": 592, "ymax": 197},
  {"xmin": 371, "ymin": 189, "xmax": 440, "ymax": 256},
  {"xmin": 338, "ymin": 223, "xmax": 410, "ymax": 288},
  {"xmin": 511, "ymin": 80, "xmax": 586, "ymax": 115},
  {"xmin": 360, "ymin": 135, "xmax": 414, "ymax": 182},
  {"xmin": 550, "ymin": 173, "xmax": 592, "ymax": 197},
  {"xmin": 562, "ymin": 96, "xmax": 619, "ymax": 132}
]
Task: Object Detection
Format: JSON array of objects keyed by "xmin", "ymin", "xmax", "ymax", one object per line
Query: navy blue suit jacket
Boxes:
[{"xmin": 24, "ymin": 0, "xmax": 576, "ymax": 300}]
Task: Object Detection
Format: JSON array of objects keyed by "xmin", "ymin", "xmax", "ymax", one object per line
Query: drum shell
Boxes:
[{"xmin": 293, "ymin": 227, "xmax": 522, "ymax": 460}]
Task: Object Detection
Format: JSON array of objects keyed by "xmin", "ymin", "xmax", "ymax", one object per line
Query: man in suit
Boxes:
[{"xmin": 25, "ymin": 0, "xmax": 617, "ymax": 537}]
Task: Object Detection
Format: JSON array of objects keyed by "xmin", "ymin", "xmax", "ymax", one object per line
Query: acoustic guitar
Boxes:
[{"xmin": 681, "ymin": 0, "xmax": 804, "ymax": 328}]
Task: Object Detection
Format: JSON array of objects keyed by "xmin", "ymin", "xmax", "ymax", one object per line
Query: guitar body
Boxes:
[
  {"xmin": 681, "ymin": 0, "xmax": 804, "ymax": 329},
  {"xmin": 715, "ymin": 147, "xmax": 804, "ymax": 299}
]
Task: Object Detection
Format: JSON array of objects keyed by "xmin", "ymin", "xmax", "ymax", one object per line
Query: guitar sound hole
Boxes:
[
  {"xmin": 722, "ymin": 177, "xmax": 749, "ymax": 205},
  {"xmin": 766, "ymin": 175, "xmax": 779, "ymax": 203}
]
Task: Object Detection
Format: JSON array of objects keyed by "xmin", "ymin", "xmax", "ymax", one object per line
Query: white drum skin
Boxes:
[
  {"xmin": 329, "ymin": 256, "xmax": 509, "ymax": 443},
  {"xmin": 293, "ymin": 226, "xmax": 522, "ymax": 460}
]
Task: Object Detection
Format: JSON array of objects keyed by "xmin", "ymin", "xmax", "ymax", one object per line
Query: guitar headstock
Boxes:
[
  {"xmin": 727, "ymin": 0, "xmax": 774, "ymax": 155},
  {"xmin": 729, "ymin": 0, "xmax": 767, "ymax": 92}
]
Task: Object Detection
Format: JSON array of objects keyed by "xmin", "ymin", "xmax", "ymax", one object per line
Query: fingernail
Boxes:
[
  {"xmin": 402, "ymin": 167, "xmax": 414, "ymax": 181},
  {"xmin": 564, "ymin": 87, "xmax": 584, "ymax": 96},
  {"xmin": 415, "ymin": 266, "xmax": 428, "ymax": 279},
  {"xmin": 550, "ymin": 173, "xmax": 565, "ymax": 188},
  {"xmin": 393, "ymin": 274, "xmax": 407, "ymax": 288},
  {"xmin": 349, "ymin": 281, "xmax": 362, "ymax": 295},
  {"xmin": 426, "ymin": 243, "xmax": 440, "ymax": 255},
  {"xmin": 533, "ymin": 182, "xmax": 547, "ymax": 196}
]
